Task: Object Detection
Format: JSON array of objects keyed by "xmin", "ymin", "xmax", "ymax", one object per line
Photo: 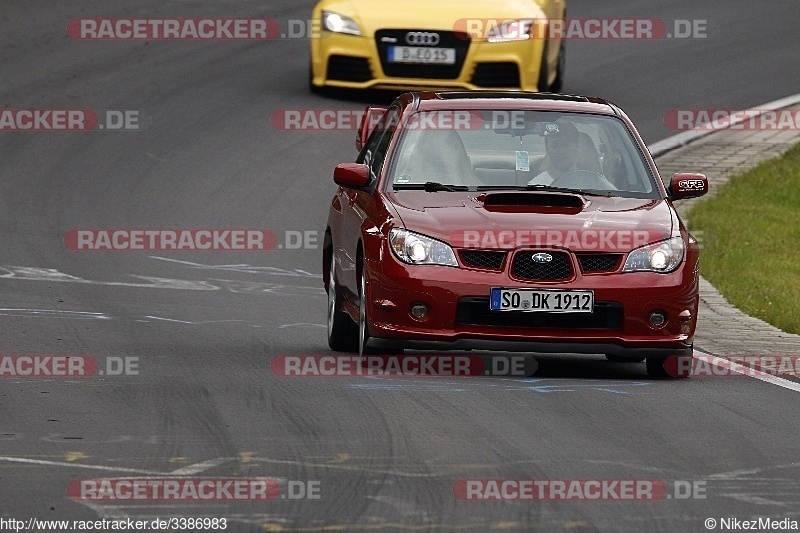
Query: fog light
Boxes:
[
  {"xmin": 649, "ymin": 311, "xmax": 667, "ymax": 328},
  {"xmin": 410, "ymin": 303, "xmax": 428, "ymax": 320},
  {"xmin": 678, "ymin": 309, "xmax": 693, "ymax": 335}
]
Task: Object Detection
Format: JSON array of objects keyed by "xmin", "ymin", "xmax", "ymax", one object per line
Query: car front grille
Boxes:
[
  {"xmin": 470, "ymin": 62, "xmax": 521, "ymax": 88},
  {"xmin": 455, "ymin": 298, "xmax": 623, "ymax": 329},
  {"xmin": 511, "ymin": 251, "xmax": 573, "ymax": 281},
  {"xmin": 459, "ymin": 250, "xmax": 506, "ymax": 270},
  {"xmin": 327, "ymin": 55, "xmax": 372, "ymax": 82},
  {"xmin": 577, "ymin": 254, "xmax": 623, "ymax": 273},
  {"xmin": 375, "ymin": 29, "xmax": 470, "ymax": 79}
]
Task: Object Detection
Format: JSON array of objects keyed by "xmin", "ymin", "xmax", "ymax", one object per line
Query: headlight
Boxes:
[
  {"xmin": 487, "ymin": 19, "xmax": 534, "ymax": 42},
  {"xmin": 389, "ymin": 228, "xmax": 458, "ymax": 266},
  {"xmin": 321, "ymin": 11, "xmax": 361, "ymax": 36},
  {"xmin": 622, "ymin": 236, "xmax": 685, "ymax": 273}
]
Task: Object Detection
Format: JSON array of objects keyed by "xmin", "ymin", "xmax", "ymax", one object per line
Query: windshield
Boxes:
[{"xmin": 386, "ymin": 110, "xmax": 659, "ymax": 198}]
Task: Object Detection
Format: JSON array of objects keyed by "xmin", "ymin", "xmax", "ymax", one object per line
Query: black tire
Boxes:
[
  {"xmin": 646, "ymin": 354, "xmax": 692, "ymax": 379},
  {"xmin": 537, "ymin": 39, "xmax": 565, "ymax": 92},
  {"xmin": 537, "ymin": 41, "xmax": 550, "ymax": 92},
  {"xmin": 327, "ymin": 254, "xmax": 357, "ymax": 351},
  {"xmin": 358, "ymin": 270, "xmax": 378, "ymax": 356}
]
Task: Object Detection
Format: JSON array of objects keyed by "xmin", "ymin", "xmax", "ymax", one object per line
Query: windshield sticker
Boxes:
[{"xmin": 516, "ymin": 150, "xmax": 530, "ymax": 171}]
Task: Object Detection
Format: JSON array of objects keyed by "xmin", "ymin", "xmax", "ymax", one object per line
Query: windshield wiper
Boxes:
[
  {"xmin": 475, "ymin": 185, "xmax": 531, "ymax": 191},
  {"xmin": 393, "ymin": 182, "xmax": 470, "ymax": 192},
  {"xmin": 523, "ymin": 184, "xmax": 615, "ymax": 197}
]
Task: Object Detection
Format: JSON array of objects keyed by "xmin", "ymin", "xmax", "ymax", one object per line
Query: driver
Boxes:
[{"xmin": 528, "ymin": 120, "xmax": 580, "ymax": 186}]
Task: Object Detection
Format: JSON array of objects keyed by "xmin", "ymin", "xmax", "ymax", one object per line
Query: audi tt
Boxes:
[
  {"xmin": 309, "ymin": 0, "xmax": 566, "ymax": 92},
  {"xmin": 323, "ymin": 91, "xmax": 709, "ymax": 378}
]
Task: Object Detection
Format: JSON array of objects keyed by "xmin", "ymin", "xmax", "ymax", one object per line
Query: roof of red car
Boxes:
[{"xmin": 410, "ymin": 91, "xmax": 620, "ymax": 116}]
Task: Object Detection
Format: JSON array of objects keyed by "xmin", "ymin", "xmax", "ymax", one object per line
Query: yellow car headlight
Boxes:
[
  {"xmin": 487, "ymin": 19, "xmax": 535, "ymax": 42},
  {"xmin": 321, "ymin": 11, "xmax": 361, "ymax": 36}
]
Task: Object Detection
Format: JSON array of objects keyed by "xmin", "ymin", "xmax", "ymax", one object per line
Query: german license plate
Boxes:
[
  {"xmin": 490, "ymin": 288, "xmax": 594, "ymax": 313},
  {"xmin": 388, "ymin": 46, "xmax": 456, "ymax": 64}
]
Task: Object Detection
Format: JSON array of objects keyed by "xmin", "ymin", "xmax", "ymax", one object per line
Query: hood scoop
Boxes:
[{"xmin": 479, "ymin": 192, "xmax": 585, "ymax": 214}]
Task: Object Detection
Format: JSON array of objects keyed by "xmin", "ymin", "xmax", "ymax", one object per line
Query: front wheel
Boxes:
[
  {"xmin": 358, "ymin": 270, "xmax": 377, "ymax": 356},
  {"xmin": 537, "ymin": 39, "xmax": 565, "ymax": 92},
  {"xmin": 646, "ymin": 354, "xmax": 693, "ymax": 379},
  {"xmin": 327, "ymin": 254, "xmax": 357, "ymax": 351}
]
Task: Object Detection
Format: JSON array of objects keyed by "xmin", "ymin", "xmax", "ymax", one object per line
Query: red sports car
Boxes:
[{"xmin": 323, "ymin": 91, "xmax": 708, "ymax": 378}]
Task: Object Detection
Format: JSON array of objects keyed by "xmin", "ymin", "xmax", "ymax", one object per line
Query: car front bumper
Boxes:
[
  {"xmin": 363, "ymin": 249, "xmax": 698, "ymax": 355},
  {"xmin": 310, "ymin": 31, "xmax": 545, "ymax": 91}
]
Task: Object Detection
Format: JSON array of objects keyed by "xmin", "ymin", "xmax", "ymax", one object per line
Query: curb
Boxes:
[
  {"xmin": 650, "ymin": 94, "xmax": 800, "ymax": 355},
  {"xmin": 648, "ymin": 91, "xmax": 800, "ymax": 158}
]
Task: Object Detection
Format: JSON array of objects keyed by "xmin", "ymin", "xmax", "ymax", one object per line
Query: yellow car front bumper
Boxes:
[{"xmin": 310, "ymin": 31, "xmax": 547, "ymax": 91}]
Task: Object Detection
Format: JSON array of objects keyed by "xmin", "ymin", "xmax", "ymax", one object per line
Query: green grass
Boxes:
[{"xmin": 686, "ymin": 142, "xmax": 800, "ymax": 334}]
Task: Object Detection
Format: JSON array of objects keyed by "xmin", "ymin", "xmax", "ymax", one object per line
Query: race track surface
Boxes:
[{"xmin": 1, "ymin": 1, "xmax": 799, "ymax": 530}]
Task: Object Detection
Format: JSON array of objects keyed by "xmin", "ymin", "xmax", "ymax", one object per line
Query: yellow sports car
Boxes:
[{"xmin": 309, "ymin": 0, "xmax": 566, "ymax": 92}]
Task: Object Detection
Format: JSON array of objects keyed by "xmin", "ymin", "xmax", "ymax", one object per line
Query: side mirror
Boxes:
[
  {"xmin": 668, "ymin": 173, "xmax": 708, "ymax": 200},
  {"xmin": 356, "ymin": 106, "xmax": 387, "ymax": 151},
  {"xmin": 333, "ymin": 163, "xmax": 371, "ymax": 189}
]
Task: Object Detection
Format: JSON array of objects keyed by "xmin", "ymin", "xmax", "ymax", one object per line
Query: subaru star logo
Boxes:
[{"xmin": 532, "ymin": 252, "xmax": 553, "ymax": 263}]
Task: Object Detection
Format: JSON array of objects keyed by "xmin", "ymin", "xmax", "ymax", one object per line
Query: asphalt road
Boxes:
[{"xmin": 1, "ymin": 1, "xmax": 799, "ymax": 531}]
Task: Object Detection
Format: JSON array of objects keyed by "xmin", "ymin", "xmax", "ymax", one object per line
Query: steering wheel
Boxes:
[{"xmin": 550, "ymin": 170, "xmax": 618, "ymax": 190}]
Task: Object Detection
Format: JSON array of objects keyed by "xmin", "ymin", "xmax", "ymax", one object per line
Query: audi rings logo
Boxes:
[{"xmin": 406, "ymin": 31, "xmax": 440, "ymax": 46}]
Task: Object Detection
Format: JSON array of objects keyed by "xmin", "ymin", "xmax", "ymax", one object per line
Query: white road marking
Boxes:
[
  {"xmin": 0, "ymin": 455, "xmax": 283, "ymax": 479},
  {"xmin": 0, "ymin": 456, "xmax": 161, "ymax": 475},
  {"xmin": 166, "ymin": 457, "xmax": 235, "ymax": 476},
  {"xmin": 0, "ymin": 266, "xmax": 217, "ymax": 291},
  {"xmin": 208, "ymin": 278, "xmax": 324, "ymax": 296},
  {"xmin": 0, "ymin": 308, "xmax": 111, "ymax": 319},
  {"xmin": 0, "ymin": 264, "xmax": 322, "ymax": 296},
  {"xmin": 143, "ymin": 316, "xmax": 245, "ymax": 325},
  {"xmin": 695, "ymin": 352, "xmax": 800, "ymax": 394},
  {"xmin": 150, "ymin": 256, "xmax": 318, "ymax": 277},
  {"xmin": 649, "ymin": 91, "xmax": 800, "ymax": 156},
  {"xmin": 725, "ymin": 494, "xmax": 786, "ymax": 506}
]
